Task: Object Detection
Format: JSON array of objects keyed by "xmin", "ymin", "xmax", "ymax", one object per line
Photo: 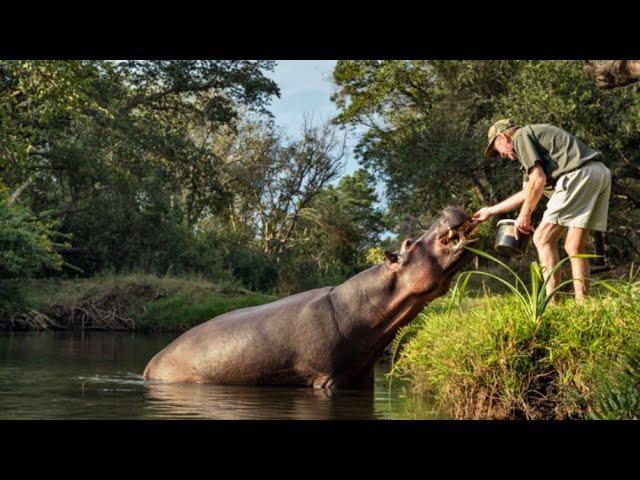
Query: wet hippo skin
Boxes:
[{"xmin": 143, "ymin": 207, "xmax": 478, "ymax": 390}]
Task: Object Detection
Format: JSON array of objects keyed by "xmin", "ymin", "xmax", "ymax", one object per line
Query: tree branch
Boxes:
[
  {"xmin": 7, "ymin": 176, "xmax": 34, "ymax": 206},
  {"xmin": 612, "ymin": 182, "xmax": 640, "ymax": 209}
]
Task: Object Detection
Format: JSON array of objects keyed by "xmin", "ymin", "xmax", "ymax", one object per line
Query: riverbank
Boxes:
[
  {"xmin": 390, "ymin": 288, "xmax": 640, "ymax": 420},
  {"xmin": 1, "ymin": 274, "xmax": 276, "ymax": 332}
]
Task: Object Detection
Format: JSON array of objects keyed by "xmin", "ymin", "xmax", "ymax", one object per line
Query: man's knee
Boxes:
[
  {"xmin": 564, "ymin": 237, "xmax": 584, "ymax": 257},
  {"xmin": 533, "ymin": 227, "xmax": 556, "ymax": 250}
]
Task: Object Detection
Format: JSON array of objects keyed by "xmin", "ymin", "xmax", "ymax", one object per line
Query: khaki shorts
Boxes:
[{"xmin": 542, "ymin": 161, "xmax": 612, "ymax": 232}]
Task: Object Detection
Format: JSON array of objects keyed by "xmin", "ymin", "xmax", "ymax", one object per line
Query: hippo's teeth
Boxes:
[{"xmin": 452, "ymin": 237, "xmax": 479, "ymax": 252}]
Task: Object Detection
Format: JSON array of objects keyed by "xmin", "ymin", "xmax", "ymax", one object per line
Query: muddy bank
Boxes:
[
  {"xmin": 5, "ymin": 284, "xmax": 165, "ymax": 331},
  {"xmin": 1, "ymin": 275, "xmax": 275, "ymax": 332}
]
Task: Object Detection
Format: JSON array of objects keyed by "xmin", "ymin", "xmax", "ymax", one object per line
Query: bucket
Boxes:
[{"xmin": 494, "ymin": 219, "xmax": 531, "ymax": 256}]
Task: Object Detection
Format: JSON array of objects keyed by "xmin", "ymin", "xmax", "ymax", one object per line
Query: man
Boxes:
[{"xmin": 472, "ymin": 119, "xmax": 612, "ymax": 302}]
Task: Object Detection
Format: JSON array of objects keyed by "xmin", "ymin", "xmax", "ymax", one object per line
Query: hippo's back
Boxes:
[{"xmin": 143, "ymin": 286, "xmax": 341, "ymax": 385}]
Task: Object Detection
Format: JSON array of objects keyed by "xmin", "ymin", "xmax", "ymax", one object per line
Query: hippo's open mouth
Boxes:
[{"xmin": 438, "ymin": 219, "xmax": 479, "ymax": 252}]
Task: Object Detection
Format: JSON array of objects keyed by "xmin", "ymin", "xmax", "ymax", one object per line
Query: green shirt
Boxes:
[{"xmin": 513, "ymin": 124, "xmax": 602, "ymax": 198}]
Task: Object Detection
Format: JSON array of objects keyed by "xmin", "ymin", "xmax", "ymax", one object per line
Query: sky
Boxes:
[
  {"xmin": 264, "ymin": 60, "xmax": 364, "ymax": 178},
  {"xmin": 264, "ymin": 60, "xmax": 391, "ymax": 237}
]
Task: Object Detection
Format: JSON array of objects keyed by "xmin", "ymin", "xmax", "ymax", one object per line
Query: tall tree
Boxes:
[
  {"xmin": 0, "ymin": 60, "xmax": 281, "ymax": 275},
  {"xmin": 332, "ymin": 60, "xmax": 520, "ymax": 235},
  {"xmin": 218, "ymin": 118, "xmax": 347, "ymax": 257},
  {"xmin": 332, "ymin": 60, "xmax": 640, "ymax": 259},
  {"xmin": 294, "ymin": 168, "xmax": 387, "ymax": 280}
]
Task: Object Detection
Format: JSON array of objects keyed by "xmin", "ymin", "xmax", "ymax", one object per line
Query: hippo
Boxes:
[{"xmin": 143, "ymin": 206, "xmax": 478, "ymax": 390}]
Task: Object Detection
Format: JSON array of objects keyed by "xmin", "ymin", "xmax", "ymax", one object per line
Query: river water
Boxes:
[{"xmin": 0, "ymin": 332, "xmax": 442, "ymax": 419}]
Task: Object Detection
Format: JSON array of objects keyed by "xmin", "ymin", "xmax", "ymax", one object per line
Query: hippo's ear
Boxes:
[{"xmin": 384, "ymin": 250, "xmax": 399, "ymax": 264}]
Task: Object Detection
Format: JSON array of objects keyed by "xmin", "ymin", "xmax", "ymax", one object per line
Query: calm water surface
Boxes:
[{"xmin": 0, "ymin": 331, "xmax": 443, "ymax": 419}]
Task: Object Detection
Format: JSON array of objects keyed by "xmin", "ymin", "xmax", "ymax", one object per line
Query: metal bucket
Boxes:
[{"xmin": 494, "ymin": 219, "xmax": 531, "ymax": 256}]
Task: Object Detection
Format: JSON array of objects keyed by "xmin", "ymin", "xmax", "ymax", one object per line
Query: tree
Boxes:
[
  {"xmin": 0, "ymin": 182, "xmax": 63, "ymax": 278},
  {"xmin": 292, "ymin": 168, "xmax": 387, "ymax": 283},
  {"xmin": 584, "ymin": 60, "xmax": 640, "ymax": 89},
  {"xmin": 0, "ymin": 60, "xmax": 281, "ymax": 275},
  {"xmin": 332, "ymin": 60, "xmax": 640, "ymax": 260},
  {"xmin": 219, "ymin": 118, "xmax": 347, "ymax": 258},
  {"xmin": 332, "ymin": 60, "xmax": 520, "ymax": 236}
]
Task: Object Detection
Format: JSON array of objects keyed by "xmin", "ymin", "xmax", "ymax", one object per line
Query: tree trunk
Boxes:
[{"xmin": 584, "ymin": 60, "xmax": 640, "ymax": 89}]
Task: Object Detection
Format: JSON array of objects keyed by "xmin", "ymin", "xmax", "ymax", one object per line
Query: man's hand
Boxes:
[
  {"xmin": 514, "ymin": 212, "xmax": 535, "ymax": 240},
  {"xmin": 472, "ymin": 207, "xmax": 494, "ymax": 223}
]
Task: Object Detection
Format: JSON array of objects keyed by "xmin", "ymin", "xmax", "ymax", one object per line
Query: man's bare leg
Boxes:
[
  {"xmin": 564, "ymin": 227, "xmax": 591, "ymax": 303},
  {"xmin": 533, "ymin": 222, "xmax": 566, "ymax": 302}
]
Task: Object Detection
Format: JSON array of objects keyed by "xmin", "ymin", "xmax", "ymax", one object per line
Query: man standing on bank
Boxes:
[{"xmin": 472, "ymin": 119, "xmax": 612, "ymax": 302}]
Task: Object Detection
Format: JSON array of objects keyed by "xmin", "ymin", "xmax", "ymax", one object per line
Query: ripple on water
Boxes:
[{"xmin": 0, "ymin": 332, "xmax": 443, "ymax": 419}]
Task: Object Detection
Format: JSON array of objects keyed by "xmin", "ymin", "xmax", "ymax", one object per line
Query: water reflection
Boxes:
[
  {"xmin": 0, "ymin": 332, "xmax": 442, "ymax": 419},
  {"xmin": 145, "ymin": 381, "xmax": 376, "ymax": 420}
]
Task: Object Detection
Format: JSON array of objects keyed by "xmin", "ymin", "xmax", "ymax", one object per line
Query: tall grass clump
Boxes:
[
  {"xmin": 390, "ymin": 250, "xmax": 640, "ymax": 419},
  {"xmin": 587, "ymin": 345, "xmax": 640, "ymax": 420}
]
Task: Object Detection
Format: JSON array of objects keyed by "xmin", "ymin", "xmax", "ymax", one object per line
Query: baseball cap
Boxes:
[{"xmin": 484, "ymin": 118, "xmax": 518, "ymax": 157}]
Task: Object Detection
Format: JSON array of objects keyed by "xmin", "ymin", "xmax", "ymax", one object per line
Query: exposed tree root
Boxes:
[{"xmin": 4, "ymin": 284, "xmax": 167, "ymax": 331}]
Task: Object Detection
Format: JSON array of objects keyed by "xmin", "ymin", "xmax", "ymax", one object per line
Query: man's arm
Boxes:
[
  {"xmin": 472, "ymin": 190, "xmax": 525, "ymax": 222},
  {"xmin": 472, "ymin": 165, "xmax": 545, "ymax": 223},
  {"xmin": 519, "ymin": 163, "xmax": 546, "ymax": 220},
  {"xmin": 488, "ymin": 190, "xmax": 526, "ymax": 216},
  {"xmin": 514, "ymin": 163, "xmax": 546, "ymax": 237}
]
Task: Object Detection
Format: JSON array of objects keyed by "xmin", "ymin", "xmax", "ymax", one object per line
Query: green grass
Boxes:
[
  {"xmin": 390, "ymin": 290, "xmax": 640, "ymax": 419},
  {"xmin": 460, "ymin": 247, "xmax": 599, "ymax": 325},
  {"xmin": 587, "ymin": 346, "xmax": 640, "ymax": 420},
  {"xmin": 134, "ymin": 291, "xmax": 276, "ymax": 331}
]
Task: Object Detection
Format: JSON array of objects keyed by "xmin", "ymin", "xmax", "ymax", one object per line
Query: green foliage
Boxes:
[
  {"xmin": 289, "ymin": 168, "xmax": 387, "ymax": 289},
  {"xmin": 205, "ymin": 117, "xmax": 385, "ymax": 293},
  {"xmin": 332, "ymin": 60, "xmax": 522, "ymax": 236},
  {"xmin": 387, "ymin": 313, "xmax": 431, "ymax": 396},
  {"xmin": 364, "ymin": 246, "xmax": 386, "ymax": 265},
  {"xmin": 0, "ymin": 60, "xmax": 105, "ymax": 179},
  {"xmin": 588, "ymin": 346, "xmax": 640, "ymax": 420},
  {"xmin": 0, "ymin": 184, "xmax": 64, "ymax": 279},
  {"xmin": 585, "ymin": 267, "xmax": 640, "ymax": 420},
  {"xmin": 593, "ymin": 262, "xmax": 640, "ymax": 303},
  {"xmin": 332, "ymin": 60, "xmax": 640, "ymax": 259},
  {"xmin": 0, "ymin": 60, "xmax": 284, "ymax": 287},
  {"xmin": 214, "ymin": 231, "xmax": 279, "ymax": 293}
]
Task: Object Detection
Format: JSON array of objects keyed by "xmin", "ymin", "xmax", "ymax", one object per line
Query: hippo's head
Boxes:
[{"xmin": 383, "ymin": 206, "xmax": 478, "ymax": 297}]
